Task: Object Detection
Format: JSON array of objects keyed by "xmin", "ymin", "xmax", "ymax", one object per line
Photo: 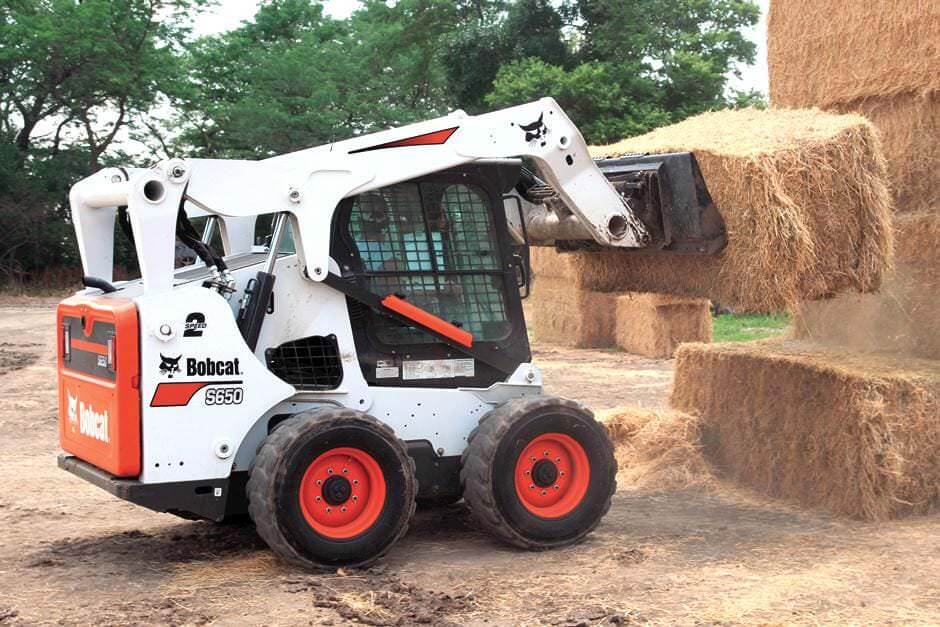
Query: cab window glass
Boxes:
[{"xmin": 348, "ymin": 182, "xmax": 510, "ymax": 344}]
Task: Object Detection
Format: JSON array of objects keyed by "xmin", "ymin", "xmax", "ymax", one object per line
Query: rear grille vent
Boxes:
[{"xmin": 265, "ymin": 335, "xmax": 343, "ymax": 389}]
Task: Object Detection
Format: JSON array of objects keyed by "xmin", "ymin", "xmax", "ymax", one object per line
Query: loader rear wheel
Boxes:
[
  {"xmin": 247, "ymin": 408, "xmax": 416, "ymax": 570},
  {"xmin": 461, "ymin": 395, "xmax": 616, "ymax": 550}
]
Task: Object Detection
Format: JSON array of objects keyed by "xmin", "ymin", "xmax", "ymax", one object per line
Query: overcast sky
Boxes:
[{"xmin": 195, "ymin": 0, "xmax": 770, "ymax": 94}]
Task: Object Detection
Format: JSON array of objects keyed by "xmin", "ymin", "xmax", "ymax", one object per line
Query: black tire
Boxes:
[
  {"xmin": 461, "ymin": 395, "xmax": 616, "ymax": 550},
  {"xmin": 247, "ymin": 408, "xmax": 417, "ymax": 570}
]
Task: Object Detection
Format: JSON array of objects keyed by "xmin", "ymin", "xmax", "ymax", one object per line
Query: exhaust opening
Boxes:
[{"xmin": 143, "ymin": 179, "xmax": 165, "ymax": 203}]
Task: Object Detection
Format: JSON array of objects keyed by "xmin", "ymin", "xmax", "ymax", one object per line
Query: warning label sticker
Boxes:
[
  {"xmin": 376, "ymin": 360, "xmax": 399, "ymax": 379},
  {"xmin": 402, "ymin": 358, "xmax": 475, "ymax": 381}
]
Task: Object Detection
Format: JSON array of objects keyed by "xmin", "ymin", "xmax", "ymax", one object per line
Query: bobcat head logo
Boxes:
[
  {"xmin": 520, "ymin": 113, "xmax": 548, "ymax": 146},
  {"xmin": 160, "ymin": 354, "xmax": 182, "ymax": 378},
  {"xmin": 67, "ymin": 392, "xmax": 79, "ymax": 427}
]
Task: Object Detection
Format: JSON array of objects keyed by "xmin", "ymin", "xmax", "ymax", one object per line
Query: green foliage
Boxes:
[
  {"xmin": 486, "ymin": 58, "xmax": 672, "ymax": 143},
  {"xmin": 488, "ymin": 0, "xmax": 760, "ymax": 142},
  {"xmin": 179, "ymin": 0, "xmax": 469, "ymax": 157},
  {"xmin": 712, "ymin": 312, "xmax": 790, "ymax": 343},
  {"xmin": 729, "ymin": 88, "xmax": 769, "ymax": 110},
  {"xmin": 0, "ymin": 0, "xmax": 763, "ymax": 285},
  {"xmin": 442, "ymin": 0, "xmax": 571, "ymax": 113},
  {"xmin": 0, "ymin": 0, "xmax": 201, "ymax": 282}
]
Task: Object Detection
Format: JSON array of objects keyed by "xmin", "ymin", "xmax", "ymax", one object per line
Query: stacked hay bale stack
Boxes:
[
  {"xmin": 528, "ymin": 249, "xmax": 713, "ymax": 355},
  {"xmin": 768, "ymin": 0, "xmax": 939, "ymax": 211},
  {"xmin": 529, "ymin": 107, "xmax": 893, "ymax": 358},
  {"xmin": 668, "ymin": 0, "xmax": 940, "ymax": 520},
  {"xmin": 768, "ymin": 0, "xmax": 940, "ymax": 357}
]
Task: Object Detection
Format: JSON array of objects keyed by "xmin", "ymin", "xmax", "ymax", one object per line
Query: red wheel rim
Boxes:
[
  {"xmin": 514, "ymin": 433, "xmax": 590, "ymax": 519},
  {"xmin": 299, "ymin": 447, "xmax": 386, "ymax": 539}
]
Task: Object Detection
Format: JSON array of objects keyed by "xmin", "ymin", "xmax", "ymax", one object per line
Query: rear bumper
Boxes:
[{"xmin": 58, "ymin": 454, "xmax": 243, "ymax": 522}]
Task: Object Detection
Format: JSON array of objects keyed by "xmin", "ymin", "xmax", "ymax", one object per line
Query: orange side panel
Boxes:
[
  {"xmin": 57, "ymin": 295, "xmax": 141, "ymax": 477},
  {"xmin": 381, "ymin": 295, "xmax": 474, "ymax": 348}
]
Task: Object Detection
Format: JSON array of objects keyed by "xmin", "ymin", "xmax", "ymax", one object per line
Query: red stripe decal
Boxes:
[
  {"xmin": 349, "ymin": 127, "xmax": 459, "ymax": 154},
  {"xmin": 151, "ymin": 382, "xmax": 211, "ymax": 407},
  {"xmin": 381, "ymin": 295, "xmax": 473, "ymax": 348}
]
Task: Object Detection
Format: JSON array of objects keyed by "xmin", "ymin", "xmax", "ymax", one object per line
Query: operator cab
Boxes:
[{"xmin": 330, "ymin": 161, "xmax": 532, "ymax": 389}]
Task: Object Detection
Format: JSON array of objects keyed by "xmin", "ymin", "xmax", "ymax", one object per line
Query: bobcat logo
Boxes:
[
  {"xmin": 67, "ymin": 392, "xmax": 79, "ymax": 428},
  {"xmin": 159, "ymin": 354, "xmax": 182, "ymax": 378},
  {"xmin": 519, "ymin": 113, "xmax": 548, "ymax": 146}
]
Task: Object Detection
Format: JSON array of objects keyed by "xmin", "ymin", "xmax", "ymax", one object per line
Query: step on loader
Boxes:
[{"xmin": 57, "ymin": 98, "xmax": 723, "ymax": 569}]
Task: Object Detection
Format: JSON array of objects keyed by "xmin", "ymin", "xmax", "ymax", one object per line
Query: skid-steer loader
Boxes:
[{"xmin": 57, "ymin": 98, "xmax": 724, "ymax": 569}]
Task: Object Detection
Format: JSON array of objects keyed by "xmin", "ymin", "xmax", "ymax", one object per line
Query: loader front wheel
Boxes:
[
  {"xmin": 461, "ymin": 396, "xmax": 616, "ymax": 550},
  {"xmin": 247, "ymin": 408, "xmax": 416, "ymax": 570}
]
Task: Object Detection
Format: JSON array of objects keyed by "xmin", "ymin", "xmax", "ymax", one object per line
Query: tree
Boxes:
[
  {"xmin": 442, "ymin": 0, "xmax": 571, "ymax": 113},
  {"xmin": 177, "ymin": 0, "xmax": 468, "ymax": 157},
  {"xmin": 0, "ymin": 0, "xmax": 200, "ymax": 282},
  {"xmin": 0, "ymin": 0, "xmax": 199, "ymax": 170},
  {"xmin": 486, "ymin": 58, "xmax": 671, "ymax": 143},
  {"xmin": 572, "ymin": 0, "xmax": 759, "ymax": 118},
  {"xmin": 487, "ymin": 0, "xmax": 759, "ymax": 143}
]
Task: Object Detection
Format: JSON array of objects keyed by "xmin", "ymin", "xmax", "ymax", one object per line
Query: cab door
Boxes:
[{"xmin": 331, "ymin": 163, "xmax": 531, "ymax": 388}]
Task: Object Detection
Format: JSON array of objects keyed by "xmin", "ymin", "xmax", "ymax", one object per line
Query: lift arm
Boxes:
[{"xmin": 68, "ymin": 98, "xmax": 650, "ymax": 293}]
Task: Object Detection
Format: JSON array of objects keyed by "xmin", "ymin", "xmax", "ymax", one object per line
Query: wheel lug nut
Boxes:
[
  {"xmin": 341, "ymin": 507, "xmax": 347, "ymax": 513},
  {"xmin": 540, "ymin": 490, "xmax": 547, "ymax": 496},
  {"xmin": 560, "ymin": 471, "xmax": 565, "ymax": 476},
  {"xmin": 553, "ymin": 485, "xmax": 560, "ymax": 490},
  {"xmin": 530, "ymin": 457, "xmax": 536, "ymax": 462},
  {"xmin": 326, "ymin": 507, "xmax": 331, "ymax": 513},
  {"xmin": 555, "ymin": 457, "xmax": 561, "ymax": 462},
  {"xmin": 524, "ymin": 470, "xmax": 530, "ymax": 476},
  {"xmin": 328, "ymin": 468, "xmax": 334, "ymax": 474},
  {"xmin": 544, "ymin": 451, "xmax": 549, "ymax": 456},
  {"xmin": 343, "ymin": 468, "xmax": 348, "ymax": 474},
  {"xmin": 315, "ymin": 496, "xmax": 321, "ymax": 502},
  {"xmin": 352, "ymin": 495, "xmax": 358, "ymax": 501},
  {"xmin": 353, "ymin": 479, "xmax": 359, "ymax": 485},
  {"xmin": 529, "ymin": 484, "xmax": 535, "ymax": 489},
  {"xmin": 316, "ymin": 479, "xmax": 322, "ymax": 486}
]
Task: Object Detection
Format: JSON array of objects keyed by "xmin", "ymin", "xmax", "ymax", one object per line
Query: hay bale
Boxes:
[
  {"xmin": 671, "ymin": 340, "xmax": 940, "ymax": 520},
  {"xmin": 528, "ymin": 275, "xmax": 617, "ymax": 348},
  {"xmin": 767, "ymin": 0, "xmax": 940, "ymax": 109},
  {"xmin": 768, "ymin": 1, "xmax": 940, "ymax": 209},
  {"xmin": 614, "ymin": 293, "xmax": 711, "ymax": 358},
  {"xmin": 560, "ymin": 108, "xmax": 894, "ymax": 312},
  {"xmin": 831, "ymin": 94, "xmax": 940, "ymax": 211},
  {"xmin": 600, "ymin": 407, "xmax": 712, "ymax": 490},
  {"xmin": 791, "ymin": 211, "xmax": 940, "ymax": 359}
]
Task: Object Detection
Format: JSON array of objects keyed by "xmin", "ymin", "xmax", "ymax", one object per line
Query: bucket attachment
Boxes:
[{"xmin": 595, "ymin": 152, "xmax": 726, "ymax": 254}]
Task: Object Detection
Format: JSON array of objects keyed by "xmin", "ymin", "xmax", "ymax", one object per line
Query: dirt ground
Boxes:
[{"xmin": 1, "ymin": 299, "xmax": 938, "ymax": 625}]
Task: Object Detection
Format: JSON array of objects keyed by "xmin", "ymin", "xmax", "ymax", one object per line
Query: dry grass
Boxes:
[
  {"xmin": 791, "ymin": 210, "xmax": 940, "ymax": 359},
  {"xmin": 768, "ymin": 0, "xmax": 940, "ymax": 109},
  {"xmin": 613, "ymin": 293, "xmax": 711, "ymax": 358},
  {"xmin": 599, "ymin": 407, "xmax": 713, "ymax": 490},
  {"xmin": 528, "ymin": 275, "xmax": 618, "ymax": 348},
  {"xmin": 554, "ymin": 108, "xmax": 894, "ymax": 312},
  {"xmin": 671, "ymin": 339, "xmax": 940, "ymax": 521}
]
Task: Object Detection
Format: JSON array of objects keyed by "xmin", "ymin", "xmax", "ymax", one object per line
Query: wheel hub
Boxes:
[
  {"xmin": 531, "ymin": 459, "xmax": 558, "ymax": 487},
  {"xmin": 298, "ymin": 447, "xmax": 386, "ymax": 539},
  {"xmin": 514, "ymin": 432, "xmax": 591, "ymax": 519},
  {"xmin": 322, "ymin": 475, "xmax": 352, "ymax": 505}
]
